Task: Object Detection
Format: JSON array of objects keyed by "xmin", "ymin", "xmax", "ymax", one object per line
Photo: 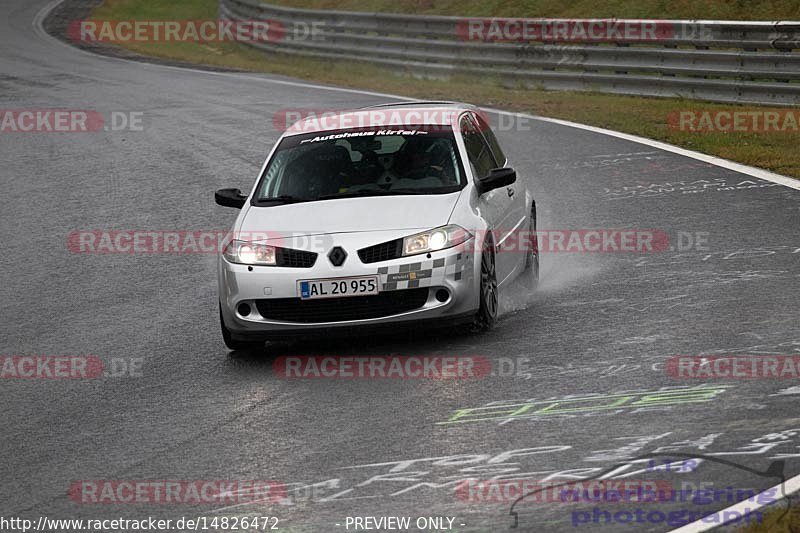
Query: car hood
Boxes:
[{"xmin": 238, "ymin": 192, "xmax": 462, "ymax": 240}]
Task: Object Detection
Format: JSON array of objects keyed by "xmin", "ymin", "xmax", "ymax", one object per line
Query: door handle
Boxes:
[{"xmin": 507, "ymin": 187, "xmax": 515, "ymax": 197}]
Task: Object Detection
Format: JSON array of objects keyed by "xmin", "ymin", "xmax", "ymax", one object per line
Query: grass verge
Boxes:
[
  {"xmin": 266, "ymin": 0, "xmax": 800, "ymax": 20},
  {"xmin": 737, "ymin": 497, "xmax": 800, "ymax": 532},
  {"xmin": 89, "ymin": 0, "xmax": 800, "ymax": 179}
]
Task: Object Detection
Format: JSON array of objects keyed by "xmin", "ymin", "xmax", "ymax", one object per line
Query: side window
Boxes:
[
  {"xmin": 460, "ymin": 115, "xmax": 497, "ymax": 179},
  {"xmin": 473, "ymin": 113, "xmax": 506, "ymax": 166}
]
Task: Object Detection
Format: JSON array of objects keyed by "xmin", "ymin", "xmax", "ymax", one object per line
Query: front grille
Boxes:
[
  {"xmin": 255, "ymin": 288, "xmax": 429, "ymax": 323},
  {"xmin": 358, "ymin": 239, "xmax": 403, "ymax": 264},
  {"xmin": 276, "ymin": 248, "xmax": 317, "ymax": 268}
]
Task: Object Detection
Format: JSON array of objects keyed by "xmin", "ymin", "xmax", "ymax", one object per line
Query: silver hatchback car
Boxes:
[{"xmin": 215, "ymin": 102, "xmax": 538, "ymax": 349}]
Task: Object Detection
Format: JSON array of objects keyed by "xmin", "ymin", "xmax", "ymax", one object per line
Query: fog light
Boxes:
[
  {"xmin": 237, "ymin": 303, "xmax": 251, "ymax": 316},
  {"xmin": 435, "ymin": 289, "xmax": 450, "ymax": 303}
]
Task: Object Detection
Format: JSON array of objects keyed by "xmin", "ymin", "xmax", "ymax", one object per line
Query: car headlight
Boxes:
[
  {"xmin": 223, "ymin": 240, "xmax": 276, "ymax": 265},
  {"xmin": 402, "ymin": 225, "xmax": 471, "ymax": 256}
]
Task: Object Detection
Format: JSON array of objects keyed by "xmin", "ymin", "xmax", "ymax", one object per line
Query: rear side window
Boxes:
[
  {"xmin": 473, "ymin": 113, "xmax": 507, "ymax": 165},
  {"xmin": 460, "ymin": 115, "xmax": 497, "ymax": 179}
]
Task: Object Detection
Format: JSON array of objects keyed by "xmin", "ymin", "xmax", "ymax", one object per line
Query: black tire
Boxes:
[
  {"xmin": 521, "ymin": 207, "xmax": 539, "ymax": 290},
  {"xmin": 472, "ymin": 236, "xmax": 498, "ymax": 332},
  {"xmin": 220, "ymin": 305, "xmax": 264, "ymax": 351}
]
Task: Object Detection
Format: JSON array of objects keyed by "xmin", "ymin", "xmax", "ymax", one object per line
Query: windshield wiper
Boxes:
[
  {"xmin": 316, "ymin": 188, "xmax": 459, "ymax": 201},
  {"xmin": 253, "ymin": 195, "xmax": 309, "ymax": 205},
  {"xmin": 315, "ymin": 190, "xmax": 417, "ymax": 200}
]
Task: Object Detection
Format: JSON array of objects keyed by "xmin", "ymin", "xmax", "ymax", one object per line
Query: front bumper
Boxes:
[{"xmin": 219, "ymin": 240, "xmax": 477, "ymax": 338}]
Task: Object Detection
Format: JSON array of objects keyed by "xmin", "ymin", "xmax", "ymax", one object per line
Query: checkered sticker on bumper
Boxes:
[{"xmin": 375, "ymin": 253, "xmax": 470, "ymax": 290}]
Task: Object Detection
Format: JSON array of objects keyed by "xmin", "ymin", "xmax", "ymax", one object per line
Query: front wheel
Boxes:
[{"xmin": 472, "ymin": 238, "xmax": 498, "ymax": 332}]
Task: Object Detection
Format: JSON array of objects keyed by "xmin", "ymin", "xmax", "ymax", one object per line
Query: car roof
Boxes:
[{"xmin": 283, "ymin": 101, "xmax": 479, "ymax": 136}]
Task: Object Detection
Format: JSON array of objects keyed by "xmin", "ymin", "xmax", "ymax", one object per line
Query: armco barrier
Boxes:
[{"xmin": 219, "ymin": 0, "xmax": 800, "ymax": 106}]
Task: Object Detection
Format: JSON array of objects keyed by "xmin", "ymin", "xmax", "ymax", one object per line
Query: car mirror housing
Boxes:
[
  {"xmin": 215, "ymin": 188, "xmax": 248, "ymax": 209},
  {"xmin": 476, "ymin": 167, "xmax": 516, "ymax": 194}
]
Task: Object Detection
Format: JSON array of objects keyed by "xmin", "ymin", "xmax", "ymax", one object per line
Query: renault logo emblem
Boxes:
[{"xmin": 328, "ymin": 246, "xmax": 347, "ymax": 266}]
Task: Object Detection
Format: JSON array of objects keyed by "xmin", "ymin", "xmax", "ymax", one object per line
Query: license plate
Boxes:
[{"xmin": 298, "ymin": 276, "xmax": 379, "ymax": 300}]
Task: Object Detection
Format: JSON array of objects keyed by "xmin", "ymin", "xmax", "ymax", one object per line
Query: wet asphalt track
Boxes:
[{"xmin": 1, "ymin": 0, "xmax": 800, "ymax": 531}]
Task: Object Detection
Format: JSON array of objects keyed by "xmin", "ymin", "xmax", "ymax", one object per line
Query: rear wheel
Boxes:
[
  {"xmin": 521, "ymin": 207, "xmax": 539, "ymax": 290},
  {"xmin": 220, "ymin": 305, "xmax": 264, "ymax": 351},
  {"xmin": 472, "ymin": 237, "xmax": 498, "ymax": 332}
]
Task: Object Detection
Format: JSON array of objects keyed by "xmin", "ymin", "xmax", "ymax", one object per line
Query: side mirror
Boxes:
[
  {"xmin": 215, "ymin": 188, "xmax": 248, "ymax": 209},
  {"xmin": 476, "ymin": 167, "xmax": 516, "ymax": 194}
]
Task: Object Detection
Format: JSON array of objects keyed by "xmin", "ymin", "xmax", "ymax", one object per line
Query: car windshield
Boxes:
[{"xmin": 254, "ymin": 126, "xmax": 465, "ymax": 204}]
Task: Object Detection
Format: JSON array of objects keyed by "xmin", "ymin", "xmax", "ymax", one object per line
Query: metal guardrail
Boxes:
[{"xmin": 220, "ymin": 0, "xmax": 800, "ymax": 105}]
